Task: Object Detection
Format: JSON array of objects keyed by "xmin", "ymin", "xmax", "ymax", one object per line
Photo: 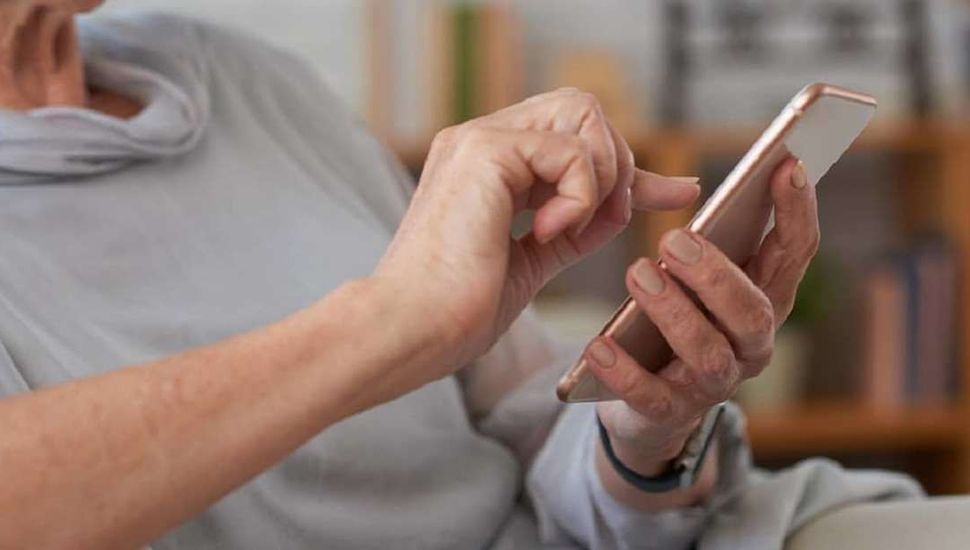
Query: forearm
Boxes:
[{"xmin": 0, "ymin": 278, "xmax": 433, "ymax": 549}]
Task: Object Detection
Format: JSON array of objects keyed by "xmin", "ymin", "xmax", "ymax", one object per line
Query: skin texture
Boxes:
[
  {"xmin": 0, "ymin": 3, "xmax": 822, "ymax": 547},
  {"xmin": 0, "ymin": 0, "xmax": 140, "ymax": 116},
  {"xmin": 376, "ymin": 89, "xmax": 702, "ymax": 372}
]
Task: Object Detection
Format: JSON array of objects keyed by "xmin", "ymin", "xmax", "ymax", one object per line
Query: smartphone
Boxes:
[{"xmin": 556, "ymin": 83, "xmax": 877, "ymax": 403}]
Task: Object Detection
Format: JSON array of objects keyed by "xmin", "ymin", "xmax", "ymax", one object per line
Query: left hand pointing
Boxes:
[{"xmin": 586, "ymin": 156, "xmax": 819, "ymax": 475}]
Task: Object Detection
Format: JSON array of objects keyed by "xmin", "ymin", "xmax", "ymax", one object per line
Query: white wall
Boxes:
[
  {"xmin": 98, "ymin": 0, "xmax": 365, "ymax": 112},
  {"xmin": 95, "ymin": 1, "xmax": 968, "ymax": 123}
]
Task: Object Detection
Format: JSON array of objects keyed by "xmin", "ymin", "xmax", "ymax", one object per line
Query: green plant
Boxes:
[{"xmin": 787, "ymin": 256, "xmax": 836, "ymax": 326}]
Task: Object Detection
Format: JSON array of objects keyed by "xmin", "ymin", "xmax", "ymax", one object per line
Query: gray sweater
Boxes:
[{"xmin": 0, "ymin": 12, "xmax": 922, "ymax": 549}]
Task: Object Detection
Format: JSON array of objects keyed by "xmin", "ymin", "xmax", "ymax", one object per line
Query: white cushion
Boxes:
[{"xmin": 787, "ymin": 497, "xmax": 970, "ymax": 550}]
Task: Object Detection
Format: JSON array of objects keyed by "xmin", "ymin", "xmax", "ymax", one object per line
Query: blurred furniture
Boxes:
[{"xmin": 786, "ymin": 496, "xmax": 970, "ymax": 549}]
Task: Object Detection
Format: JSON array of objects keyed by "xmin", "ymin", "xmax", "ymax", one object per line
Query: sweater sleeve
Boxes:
[{"xmin": 525, "ymin": 401, "xmax": 924, "ymax": 549}]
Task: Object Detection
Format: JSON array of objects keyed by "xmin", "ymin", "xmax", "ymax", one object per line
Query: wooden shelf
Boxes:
[
  {"xmin": 631, "ymin": 119, "xmax": 958, "ymax": 158},
  {"xmin": 745, "ymin": 401, "xmax": 969, "ymax": 458},
  {"xmin": 388, "ymin": 119, "xmax": 967, "ymax": 172}
]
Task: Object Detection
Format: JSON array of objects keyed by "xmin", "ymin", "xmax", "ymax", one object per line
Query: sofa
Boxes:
[{"xmin": 786, "ymin": 496, "xmax": 970, "ymax": 549}]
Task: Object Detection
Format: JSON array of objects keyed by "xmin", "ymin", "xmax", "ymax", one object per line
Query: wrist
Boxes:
[
  {"xmin": 595, "ymin": 405, "xmax": 724, "ymax": 506},
  {"xmin": 595, "ymin": 434, "xmax": 719, "ymax": 511},
  {"xmin": 608, "ymin": 436, "xmax": 687, "ymax": 478},
  {"xmin": 603, "ymin": 418, "xmax": 697, "ymax": 478},
  {"xmin": 355, "ymin": 275, "xmax": 460, "ymax": 371},
  {"xmin": 309, "ymin": 278, "xmax": 448, "ymax": 419}
]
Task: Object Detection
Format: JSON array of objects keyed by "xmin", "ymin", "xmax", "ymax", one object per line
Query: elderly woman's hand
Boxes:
[
  {"xmin": 586, "ymin": 157, "xmax": 819, "ymax": 481},
  {"xmin": 375, "ymin": 88, "xmax": 699, "ymax": 375}
]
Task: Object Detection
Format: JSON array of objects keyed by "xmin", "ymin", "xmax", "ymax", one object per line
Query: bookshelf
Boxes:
[
  {"xmin": 746, "ymin": 401, "xmax": 967, "ymax": 455},
  {"xmin": 743, "ymin": 401, "xmax": 970, "ymax": 495}
]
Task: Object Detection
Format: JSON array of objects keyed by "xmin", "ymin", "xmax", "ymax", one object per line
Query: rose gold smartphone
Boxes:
[{"xmin": 556, "ymin": 83, "xmax": 877, "ymax": 402}]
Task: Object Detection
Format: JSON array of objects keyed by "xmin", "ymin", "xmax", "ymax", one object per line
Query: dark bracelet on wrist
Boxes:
[{"xmin": 596, "ymin": 404, "xmax": 724, "ymax": 493}]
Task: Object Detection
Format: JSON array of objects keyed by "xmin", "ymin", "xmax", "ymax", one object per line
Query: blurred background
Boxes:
[{"xmin": 101, "ymin": 0, "xmax": 970, "ymax": 495}]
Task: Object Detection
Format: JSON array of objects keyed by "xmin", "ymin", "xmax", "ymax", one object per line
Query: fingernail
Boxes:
[
  {"xmin": 668, "ymin": 176, "xmax": 701, "ymax": 197},
  {"xmin": 633, "ymin": 259, "xmax": 665, "ymax": 295},
  {"xmin": 792, "ymin": 160, "xmax": 808, "ymax": 189},
  {"xmin": 587, "ymin": 340, "xmax": 616, "ymax": 368},
  {"xmin": 571, "ymin": 220, "xmax": 588, "ymax": 239},
  {"xmin": 535, "ymin": 229, "xmax": 553, "ymax": 245},
  {"xmin": 623, "ymin": 188, "xmax": 633, "ymax": 224},
  {"xmin": 567, "ymin": 218, "xmax": 589, "ymax": 240},
  {"xmin": 571, "ymin": 211, "xmax": 594, "ymax": 238},
  {"xmin": 663, "ymin": 229, "xmax": 702, "ymax": 264}
]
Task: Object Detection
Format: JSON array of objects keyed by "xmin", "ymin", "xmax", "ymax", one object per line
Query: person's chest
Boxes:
[
  {"xmin": 0, "ymin": 133, "xmax": 523, "ymax": 549},
  {"xmin": 0, "ymin": 121, "xmax": 393, "ymax": 389}
]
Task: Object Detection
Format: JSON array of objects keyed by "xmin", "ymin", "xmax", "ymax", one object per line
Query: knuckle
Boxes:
[
  {"xmin": 805, "ymin": 227, "xmax": 821, "ymax": 258},
  {"xmin": 611, "ymin": 371, "xmax": 641, "ymax": 398},
  {"xmin": 668, "ymin": 362, "xmax": 698, "ymax": 391},
  {"xmin": 623, "ymin": 146, "xmax": 635, "ymax": 171},
  {"xmin": 698, "ymin": 261, "xmax": 730, "ymax": 289},
  {"xmin": 430, "ymin": 125, "xmax": 459, "ymax": 153},
  {"xmin": 574, "ymin": 91, "xmax": 601, "ymax": 110},
  {"xmin": 664, "ymin": 300, "xmax": 694, "ymax": 328},
  {"xmin": 747, "ymin": 299, "xmax": 776, "ymax": 337},
  {"xmin": 786, "ymin": 222, "xmax": 820, "ymax": 261},
  {"xmin": 455, "ymin": 124, "xmax": 491, "ymax": 148},
  {"xmin": 522, "ymin": 91, "xmax": 551, "ymax": 105},
  {"xmin": 745, "ymin": 346, "xmax": 774, "ymax": 378},
  {"xmin": 702, "ymin": 343, "xmax": 737, "ymax": 391},
  {"xmin": 556, "ymin": 88, "xmax": 601, "ymax": 112},
  {"xmin": 432, "ymin": 126, "xmax": 453, "ymax": 143},
  {"xmin": 643, "ymin": 389, "xmax": 675, "ymax": 419}
]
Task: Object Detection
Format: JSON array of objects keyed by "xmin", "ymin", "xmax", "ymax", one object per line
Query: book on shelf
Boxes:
[
  {"xmin": 433, "ymin": 2, "xmax": 523, "ymax": 125},
  {"xmin": 547, "ymin": 50, "xmax": 644, "ymax": 139},
  {"xmin": 862, "ymin": 261, "xmax": 908, "ymax": 407},
  {"xmin": 861, "ymin": 236, "xmax": 959, "ymax": 407},
  {"xmin": 368, "ymin": 0, "xmax": 524, "ymax": 147}
]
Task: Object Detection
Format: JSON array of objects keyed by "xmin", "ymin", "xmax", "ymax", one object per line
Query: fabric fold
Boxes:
[{"xmin": 0, "ymin": 14, "xmax": 209, "ymax": 184}]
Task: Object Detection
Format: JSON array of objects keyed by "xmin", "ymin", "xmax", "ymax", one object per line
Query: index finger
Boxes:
[
  {"xmin": 745, "ymin": 157, "xmax": 820, "ymax": 321},
  {"xmin": 482, "ymin": 89, "xmax": 619, "ymax": 201},
  {"xmin": 607, "ymin": 119, "xmax": 700, "ymax": 214}
]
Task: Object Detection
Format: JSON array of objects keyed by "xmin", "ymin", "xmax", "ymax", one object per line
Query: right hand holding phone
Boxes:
[{"xmin": 587, "ymin": 158, "xmax": 819, "ymax": 474}]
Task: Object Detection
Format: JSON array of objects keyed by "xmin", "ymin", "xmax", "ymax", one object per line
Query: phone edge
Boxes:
[{"xmin": 555, "ymin": 83, "xmax": 876, "ymax": 403}]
